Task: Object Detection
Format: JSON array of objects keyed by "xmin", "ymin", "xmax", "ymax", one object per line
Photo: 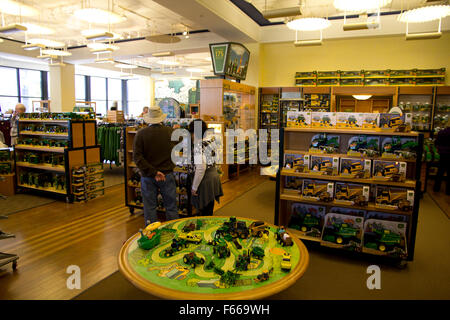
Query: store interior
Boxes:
[{"xmin": 0, "ymin": 0, "xmax": 449, "ymax": 300}]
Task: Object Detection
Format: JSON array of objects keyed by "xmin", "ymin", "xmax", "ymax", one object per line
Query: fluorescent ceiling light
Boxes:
[
  {"xmin": 95, "ymin": 57, "xmax": 114, "ymax": 64},
  {"xmin": 22, "ymin": 23, "xmax": 54, "ymax": 35},
  {"xmin": 294, "ymin": 39, "xmax": 323, "ymax": 46},
  {"xmin": 87, "ymin": 42, "xmax": 119, "ymax": 51},
  {"xmin": 286, "ymin": 18, "xmax": 331, "ymax": 31},
  {"xmin": 22, "ymin": 43, "xmax": 45, "ymax": 50},
  {"xmin": 73, "ymin": 8, "xmax": 126, "ymax": 24},
  {"xmin": 90, "ymin": 47, "xmax": 117, "ymax": 54},
  {"xmin": 41, "ymin": 49, "xmax": 72, "ymax": 57},
  {"xmin": 0, "ymin": 24, "xmax": 27, "ymax": 34},
  {"xmin": 186, "ymin": 68, "xmax": 203, "ymax": 73},
  {"xmin": 263, "ymin": 7, "xmax": 301, "ymax": 19},
  {"xmin": 334, "ymin": 0, "xmax": 392, "ymax": 12},
  {"xmin": 398, "ymin": 5, "xmax": 450, "ymax": 23},
  {"xmin": 157, "ymin": 60, "xmax": 180, "ymax": 66},
  {"xmin": 0, "ymin": 0, "xmax": 39, "ymax": 16},
  {"xmin": 406, "ymin": 32, "xmax": 442, "ymax": 40},
  {"xmin": 85, "ymin": 32, "xmax": 114, "ymax": 41},
  {"xmin": 28, "ymin": 38, "xmax": 65, "ymax": 48},
  {"xmin": 343, "ymin": 21, "xmax": 379, "ymax": 31},
  {"xmin": 353, "ymin": 94, "xmax": 372, "ymax": 100},
  {"xmin": 82, "ymin": 29, "xmax": 122, "ymax": 40},
  {"xmin": 152, "ymin": 51, "xmax": 173, "ymax": 57},
  {"xmin": 115, "ymin": 63, "xmax": 138, "ymax": 69}
]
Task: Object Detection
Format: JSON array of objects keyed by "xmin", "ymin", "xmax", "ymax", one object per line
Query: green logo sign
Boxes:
[{"xmin": 211, "ymin": 44, "xmax": 228, "ymax": 73}]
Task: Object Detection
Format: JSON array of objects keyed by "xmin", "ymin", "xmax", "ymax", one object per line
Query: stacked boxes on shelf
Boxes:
[{"xmin": 71, "ymin": 164, "xmax": 105, "ymax": 202}]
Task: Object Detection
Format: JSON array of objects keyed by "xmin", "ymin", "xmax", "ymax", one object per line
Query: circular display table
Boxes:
[{"xmin": 119, "ymin": 216, "xmax": 309, "ymax": 300}]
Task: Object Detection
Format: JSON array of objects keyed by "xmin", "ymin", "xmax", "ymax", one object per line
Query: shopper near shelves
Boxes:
[
  {"xmin": 433, "ymin": 126, "xmax": 450, "ymax": 195},
  {"xmin": 10, "ymin": 103, "xmax": 26, "ymax": 146},
  {"xmin": 187, "ymin": 119, "xmax": 223, "ymax": 216},
  {"xmin": 133, "ymin": 106, "xmax": 179, "ymax": 225},
  {"xmin": 110, "ymin": 101, "xmax": 118, "ymax": 111},
  {"xmin": 139, "ymin": 106, "xmax": 149, "ymax": 118}
]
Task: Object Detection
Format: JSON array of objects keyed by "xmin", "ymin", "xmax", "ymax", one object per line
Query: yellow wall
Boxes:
[{"xmin": 259, "ymin": 33, "xmax": 450, "ymax": 87}]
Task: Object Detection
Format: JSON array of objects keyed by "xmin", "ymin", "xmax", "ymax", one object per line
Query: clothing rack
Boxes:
[{"xmin": 97, "ymin": 123, "xmax": 127, "ymax": 168}]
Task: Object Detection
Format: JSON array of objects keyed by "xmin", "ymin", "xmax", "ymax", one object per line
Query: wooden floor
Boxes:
[{"xmin": 0, "ymin": 170, "xmax": 267, "ymax": 300}]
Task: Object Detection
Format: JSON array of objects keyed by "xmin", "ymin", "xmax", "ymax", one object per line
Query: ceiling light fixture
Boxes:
[
  {"xmin": 91, "ymin": 47, "xmax": 116, "ymax": 54},
  {"xmin": 22, "ymin": 23, "xmax": 55, "ymax": 35},
  {"xmin": 286, "ymin": 18, "xmax": 331, "ymax": 31},
  {"xmin": 87, "ymin": 42, "xmax": 119, "ymax": 51},
  {"xmin": 85, "ymin": 31, "xmax": 114, "ymax": 41},
  {"xmin": 0, "ymin": 23, "xmax": 27, "ymax": 34},
  {"xmin": 0, "ymin": 0, "xmax": 39, "ymax": 16},
  {"xmin": 82, "ymin": 29, "xmax": 122, "ymax": 40},
  {"xmin": 22, "ymin": 43, "xmax": 45, "ymax": 50},
  {"xmin": 28, "ymin": 38, "xmax": 65, "ymax": 48},
  {"xmin": 398, "ymin": 5, "xmax": 450, "ymax": 23},
  {"xmin": 157, "ymin": 60, "xmax": 180, "ymax": 66},
  {"xmin": 41, "ymin": 49, "xmax": 72, "ymax": 57},
  {"xmin": 152, "ymin": 51, "xmax": 173, "ymax": 57},
  {"xmin": 343, "ymin": 21, "xmax": 380, "ymax": 31},
  {"xmin": 353, "ymin": 94, "xmax": 372, "ymax": 100},
  {"xmin": 334, "ymin": 0, "xmax": 392, "ymax": 12},
  {"xmin": 95, "ymin": 57, "xmax": 114, "ymax": 64},
  {"xmin": 114, "ymin": 63, "xmax": 138, "ymax": 69},
  {"xmin": 263, "ymin": 7, "xmax": 301, "ymax": 19},
  {"xmin": 73, "ymin": 8, "xmax": 126, "ymax": 24}
]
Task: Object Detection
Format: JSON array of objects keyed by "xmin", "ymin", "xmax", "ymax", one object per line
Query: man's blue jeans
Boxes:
[{"xmin": 140, "ymin": 173, "xmax": 179, "ymax": 225}]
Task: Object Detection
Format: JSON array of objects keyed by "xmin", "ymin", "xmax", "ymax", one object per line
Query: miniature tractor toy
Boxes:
[
  {"xmin": 137, "ymin": 222, "xmax": 162, "ymax": 250},
  {"xmin": 212, "ymin": 239, "xmax": 231, "ymax": 258},
  {"xmin": 341, "ymin": 162, "xmax": 364, "ymax": 177},
  {"xmin": 235, "ymin": 250, "xmax": 251, "ymax": 271},
  {"xmin": 324, "ymin": 223, "xmax": 359, "ymax": 245},
  {"xmin": 335, "ymin": 186, "xmax": 367, "ymax": 206},
  {"xmin": 275, "ymin": 227, "xmax": 294, "ymax": 246},
  {"xmin": 254, "ymin": 268, "xmax": 273, "ymax": 283},
  {"xmin": 312, "ymin": 159, "xmax": 333, "ymax": 174},
  {"xmin": 293, "ymin": 158, "xmax": 305, "ymax": 172},
  {"xmin": 183, "ymin": 252, "xmax": 205, "ymax": 268},
  {"xmin": 249, "ymin": 220, "xmax": 270, "ymax": 237},
  {"xmin": 376, "ymin": 190, "xmax": 411, "ymax": 211},
  {"xmin": 280, "ymin": 253, "xmax": 292, "ymax": 271},
  {"xmin": 300, "ymin": 214, "xmax": 320, "ymax": 232},
  {"xmin": 303, "ymin": 184, "xmax": 326, "ymax": 198},
  {"xmin": 251, "ymin": 246, "xmax": 265, "ymax": 260},
  {"xmin": 178, "ymin": 232, "xmax": 202, "ymax": 244},
  {"xmin": 372, "ymin": 228, "xmax": 402, "ymax": 252}
]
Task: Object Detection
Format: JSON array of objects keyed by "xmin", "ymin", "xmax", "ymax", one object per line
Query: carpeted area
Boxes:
[{"xmin": 75, "ymin": 180, "xmax": 450, "ymax": 300}]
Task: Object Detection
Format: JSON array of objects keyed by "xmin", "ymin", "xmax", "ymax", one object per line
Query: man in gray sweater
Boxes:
[{"xmin": 133, "ymin": 106, "xmax": 179, "ymax": 225}]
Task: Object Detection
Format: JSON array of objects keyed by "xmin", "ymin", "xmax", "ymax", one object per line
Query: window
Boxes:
[
  {"xmin": 91, "ymin": 76, "xmax": 107, "ymax": 114},
  {"xmin": 0, "ymin": 66, "xmax": 19, "ymax": 112},
  {"xmin": 75, "ymin": 75, "xmax": 86, "ymax": 101},
  {"xmin": 127, "ymin": 78, "xmax": 146, "ymax": 117},
  {"xmin": 108, "ymin": 78, "xmax": 122, "ymax": 110},
  {"xmin": 20, "ymin": 69, "xmax": 42, "ymax": 111}
]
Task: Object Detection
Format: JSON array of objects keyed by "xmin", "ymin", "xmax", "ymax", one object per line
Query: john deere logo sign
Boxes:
[{"xmin": 210, "ymin": 44, "xmax": 228, "ymax": 73}]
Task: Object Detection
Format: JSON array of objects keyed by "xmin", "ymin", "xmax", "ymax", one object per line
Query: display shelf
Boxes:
[
  {"xmin": 19, "ymin": 132, "xmax": 69, "ymax": 138},
  {"xmin": 14, "ymin": 145, "xmax": 66, "ymax": 153},
  {"xmin": 16, "ymin": 162, "xmax": 65, "ymax": 172},
  {"xmin": 17, "ymin": 119, "xmax": 70, "ymax": 123},
  {"xmin": 284, "ymin": 127, "xmax": 419, "ymax": 137},
  {"xmin": 279, "ymin": 192, "xmax": 412, "ymax": 215},
  {"xmin": 17, "ymin": 184, "xmax": 67, "ymax": 195}
]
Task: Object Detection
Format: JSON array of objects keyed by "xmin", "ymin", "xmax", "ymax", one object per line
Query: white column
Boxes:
[{"xmin": 49, "ymin": 64, "xmax": 75, "ymax": 112}]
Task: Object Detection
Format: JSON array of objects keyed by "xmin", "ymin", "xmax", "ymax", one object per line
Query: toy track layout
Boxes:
[{"xmin": 119, "ymin": 216, "xmax": 309, "ymax": 300}]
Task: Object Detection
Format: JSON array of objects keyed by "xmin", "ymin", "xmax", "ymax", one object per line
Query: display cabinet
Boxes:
[
  {"xmin": 275, "ymin": 124, "xmax": 423, "ymax": 263},
  {"xmin": 432, "ymin": 86, "xmax": 450, "ymax": 133},
  {"xmin": 14, "ymin": 114, "xmax": 100, "ymax": 202},
  {"xmin": 398, "ymin": 87, "xmax": 434, "ymax": 132},
  {"xmin": 259, "ymin": 87, "xmax": 280, "ymax": 129}
]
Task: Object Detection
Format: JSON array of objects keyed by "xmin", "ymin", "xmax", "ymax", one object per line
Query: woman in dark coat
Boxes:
[{"xmin": 187, "ymin": 119, "xmax": 223, "ymax": 215}]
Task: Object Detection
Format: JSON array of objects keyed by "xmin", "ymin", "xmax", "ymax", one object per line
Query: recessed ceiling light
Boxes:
[
  {"xmin": 73, "ymin": 8, "xmax": 126, "ymax": 24},
  {"xmin": 0, "ymin": 0, "xmax": 39, "ymax": 16},
  {"xmin": 28, "ymin": 38, "xmax": 65, "ymax": 48},
  {"xmin": 22, "ymin": 23, "xmax": 55, "ymax": 35},
  {"xmin": 0, "ymin": 24, "xmax": 27, "ymax": 34},
  {"xmin": 41, "ymin": 49, "xmax": 72, "ymax": 57}
]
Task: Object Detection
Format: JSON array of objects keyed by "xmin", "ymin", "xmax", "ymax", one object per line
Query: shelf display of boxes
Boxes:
[
  {"xmin": 13, "ymin": 114, "xmax": 100, "ymax": 202},
  {"xmin": 276, "ymin": 124, "xmax": 423, "ymax": 261}
]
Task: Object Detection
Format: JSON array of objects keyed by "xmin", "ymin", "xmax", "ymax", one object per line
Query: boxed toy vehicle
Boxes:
[
  {"xmin": 361, "ymin": 113, "xmax": 380, "ymax": 129},
  {"xmin": 334, "ymin": 182, "xmax": 370, "ymax": 206},
  {"xmin": 321, "ymin": 213, "xmax": 364, "ymax": 251},
  {"xmin": 286, "ymin": 111, "xmax": 311, "ymax": 128},
  {"xmin": 363, "ymin": 216, "xmax": 408, "ymax": 258},
  {"xmin": 284, "ymin": 153, "xmax": 310, "ymax": 173},
  {"xmin": 289, "ymin": 203, "xmax": 326, "ymax": 239},
  {"xmin": 380, "ymin": 136, "xmax": 418, "ymax": 160},
  {"xmin": 301, "ymin": 179, "xmax": 334, "ymax": 202},
  {"xmin": 374, "ymin": 186, "xmax": 414, "ymax": 211},
  {"xmin": 284, "ymin": 176, "xmax": 303, "ymax": 192},
  {"xmin": 336, "ymin": 113, "xmax": 363, "ymax": 129},
  {"xmin": 347, "ymin": 135, "xmax": 380, "ymax": 157},
  {"xmin": 309, "ymin": 133, "xmax": 340, "ymax": 154},
  {"xmin": 311, "ymin": 112, "xmax": 336, "ymax": 128},
  {"xmin": 378, "ymin": 113, "xmax": 412, "ymax": 131},
  {"xmin": 310, "ymin": 155, "xmax": 339, "ymax": 175},
  {"xmin": 373, "ymin": 160, "xmax": 407, "ymax": 182},
  {"xmin": 340, "ymin": 158, "xmax": 371, "ymax": 178}
]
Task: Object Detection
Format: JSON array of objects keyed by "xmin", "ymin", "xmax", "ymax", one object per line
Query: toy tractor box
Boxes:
[
  {"xmin": 330, "ymin": 207, "xmax": 366, "ymax": 218},
  {"xmin": 381, "ymin": 136, "xmax": 418, "ymax": 160},
  {"xmin": 284, "ymin": 153, "xmax": 310, "ymax": 173},
  {"xmin": 301, "ymin": 179, "xmax": 334, "ymax": 202},
  {"xmin": 286, "ymin": 111, "xmax": 311, "ymax": 128},
  {"xmin": 334, "ymin": 182, "xmax": 370, "ymax": 206},
  {"xmin": 289, "ymin": 203, "xmax": 326, "ymax": 239},
  {"xmin": 362, "ymin": 218, "xmax": 408, "ymax": 258},
  {"xmin": 321, "ymin": 213, "xmax": 364, "ymax": 251},
  {"xmin": 340, "ymin": 158, "xmax": 371, "ymax": 178},
  {"xmin": 378, "ymin": 113, "xmax": 412, "ymax": 132},
  {"xmin": 309, "ymin": 133, "xmax": 340, "ymax": 154},
  {"xmin": 373, "ymin": 160, "xmax": 407, "ymax": 182},
  {"xmin": 365, "ymin": 211, "xmax": 408, "ymax": 222},
  {"xmin": 284, "ymin": 176, "xmax": 303, "ymax": 193},
  {"xmin": 310, "ymin": 155, "xmax": 339, "ymax": 176},
  {"xmin": 347, "ymin": 135, "xmax": 380, "ymax": 157},
  {"xmin": 375, "ymin": 186, "xmax": 414, "ymax": 211},
  {"xmin": 336, "ymin": 113, "xmax": 363, "ymax": 129},
  {"xmin": 311, "ymin": 112, "xmax": 336, "ymax": 128},
  {"xmin": 361, "ymin": 113, "xmax": 380, "ymax": 129}
]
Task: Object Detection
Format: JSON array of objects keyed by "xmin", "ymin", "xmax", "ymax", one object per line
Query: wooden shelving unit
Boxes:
[
  {"xmin": 275, "ymin": 125, "xmax": 424, "ymax": 262},
  {"xmin": 14, "ymin": 117, "xmax": 100, "ymax": 202}
]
